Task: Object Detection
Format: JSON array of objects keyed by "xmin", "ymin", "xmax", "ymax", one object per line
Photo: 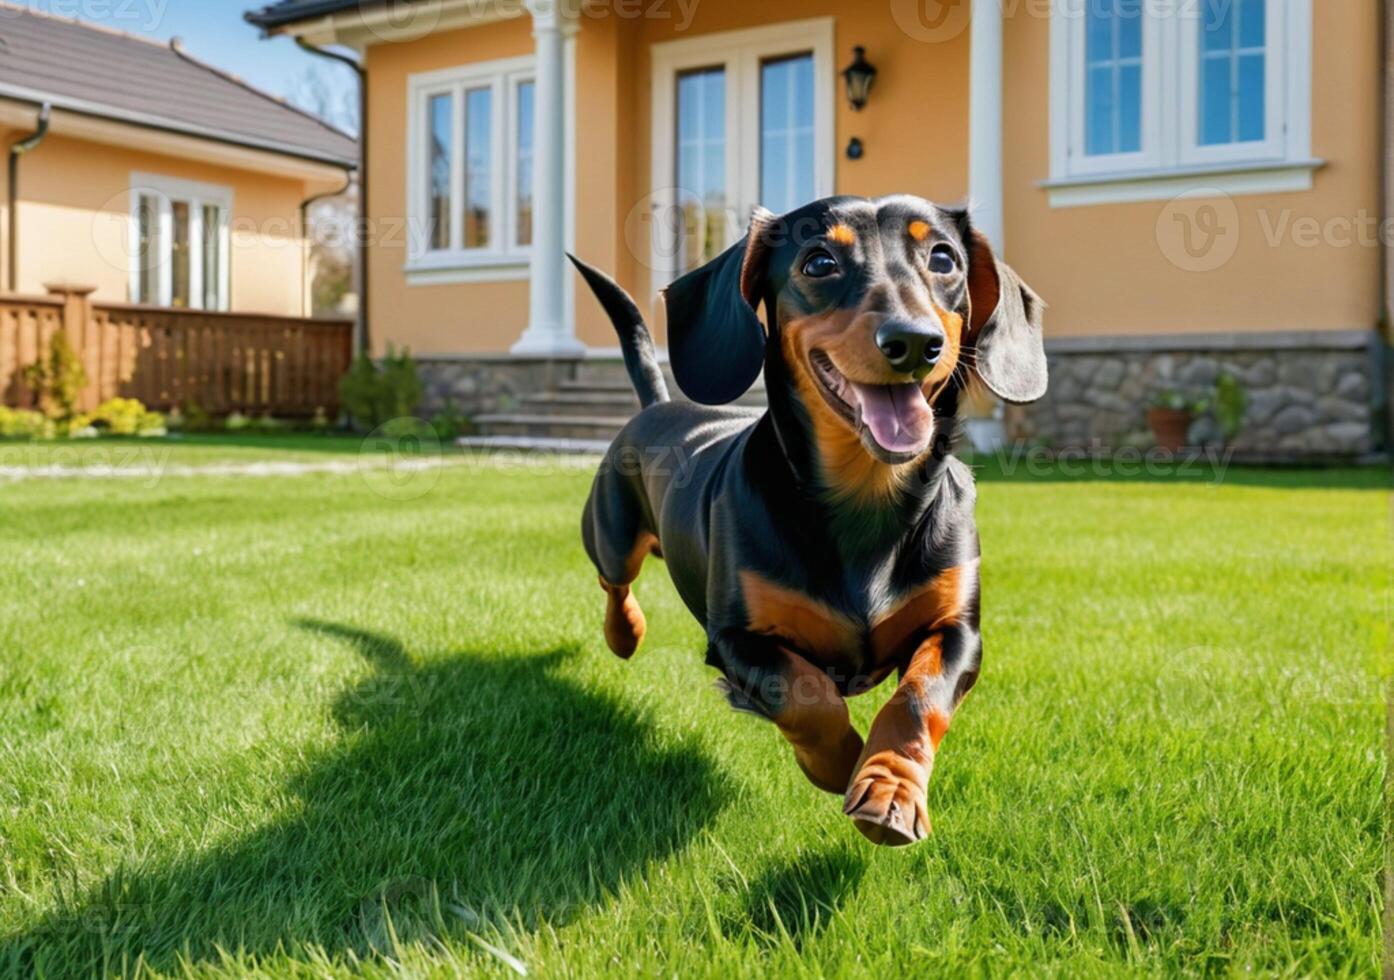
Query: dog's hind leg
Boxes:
[{"xmin": 582, "ymin": 471, "xmax": 659, "ymax": 659}]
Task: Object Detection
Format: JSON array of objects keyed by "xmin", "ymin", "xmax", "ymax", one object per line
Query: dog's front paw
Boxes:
[{"xmin": 843, "ymin": 753, "xmax": 930, "ymax": 847}]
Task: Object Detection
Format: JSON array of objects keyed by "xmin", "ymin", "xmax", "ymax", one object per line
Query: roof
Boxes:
[
  {"xmin": 0, "ymin": 2, "xmax": 357, "ymax": 168},
  {"xmin": 246, "ymin": 0, "xmax": 374, "ymax": 31}
]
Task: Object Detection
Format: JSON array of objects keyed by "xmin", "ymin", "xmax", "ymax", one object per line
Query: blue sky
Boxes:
[{"xmin": 37, "ymin": 0, "xmax": 358, "ymax": 129}]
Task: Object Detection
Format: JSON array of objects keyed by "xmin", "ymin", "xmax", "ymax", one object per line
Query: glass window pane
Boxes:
[
  {"xmin": 1237, "ymin": 52, "xmax": 1265, "ymax": 142},
  {"xmin": 1238, "ymin": 0, "xmax": 1265, "ymax": 48},
  {"xmin": 759, "ymin": 54, "xmax": 814, "ymax": 215},
  {"xmin": 1117, "ymin": 0, "xmax": 1142, "ymax": 59},
  {"xmin": 1201, "ymin": 0, "xmax": 1233, "ymax": 51},
  {"xmin": 136, "ymin": 194, "xmax": 159, "ymax": 304},
  {"xmin": 1117, "ymin": 63, "xmax": 1141, "ymax": 153},
  {"xmin": 1086, "ymin": 65, "xmax": 1115, "ymax": 155},
  {"xmin": 515, "ymin": 80, "xmax": 534, "ymax": 247},
  {"xmin": 1198, "ymin": 0, "xmax": 1266, "ymax": 147},
  {"xmin": 464, "ymin": 87, "xmax": 492, "ymax": 249},
  {"xmin": 202, "ymin": 204, "xmax": 222, "ymax": 310},
  {"xmin": 1085, "ymin": 2, "xmax": 1112, "ymax": 63},
  {"xmin": 1200, "ymin": 55, "xmax": 1232, "ymax": 145},
  {"xmin": 675, "ymin": 66, "xmax": 725, "ymax": 274},
  {"xmin": 1083, "ymin": 0, "xmax": 1141, "ymax": 157},
  {"xmin": 427, "ymin": 92, "xmax": 452, "ymax": 251},
  {"xmin": 171, "ymin": 200, "xmax": 190, "ymax": 308}
]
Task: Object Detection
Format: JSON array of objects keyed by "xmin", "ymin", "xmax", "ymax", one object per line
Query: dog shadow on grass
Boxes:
[
  {"xmin": 734, "ymin": 846, "xmax": 868, "ymax": 950},
  {"xmin": 3, "ymin": 620, "xmax": 730, "ymax": 975}
]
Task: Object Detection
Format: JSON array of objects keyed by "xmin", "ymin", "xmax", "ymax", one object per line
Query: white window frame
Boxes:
[
  {"xmin": 405, "ymin": 55, "xmax": 534, "ymax": 278},
  {"xmin": 1046, "ymin": 0, "xmax": 1316, "ymax": 207},
  {"xmin": 650, "ymin": 17, "xmax": 836, "ymax": 292},
  {"xmin": 128, "ymin": 172, "xmax": 232, "ymax": 311}
]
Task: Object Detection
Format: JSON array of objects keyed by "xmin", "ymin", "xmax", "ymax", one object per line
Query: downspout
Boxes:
[
  {"xmin": 294, "ymin": 38, "xmax": 368, "ymax": 355},
  {"xmin": 7, "ymin": 102, "xmax": 50, "ymax": 293},
  {"xmin": 299, "ymin": 171, "xmax": 353, "ymax": 317}
]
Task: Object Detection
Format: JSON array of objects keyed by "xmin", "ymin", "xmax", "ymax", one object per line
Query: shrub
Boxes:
[
  {"xmin": 339, "ymin": 346, "xmax": 423, "ymax": 430},
  {"xmin": 0, "ymin": 406, "xmax": 52, "ymax": 440},
  {"xmin": 1214, "ymin": 372, "xmax": 1247, "ymax": 443},
  {"xmin": 430, "ymin": 400, "xmax": 472, "ymax": 442},
  {"xmin": 88, "ymin": 398, "xmax": 166, "ymax": 436},
  {"xmin": 224, "ymin": 411, "xmax": 251, "ymax": 432},
  {"xmin": 179, "ymin": 401, "xmax": 216, "ymax": 433},
  {"xmin": 22, "ymin": 331, "xmax": 87, "ymax": 421}
]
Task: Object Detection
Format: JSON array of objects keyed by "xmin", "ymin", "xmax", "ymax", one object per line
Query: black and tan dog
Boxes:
[{"xmin": 570, "ymin": 194, "xmax": 1045, "ymax": 846}]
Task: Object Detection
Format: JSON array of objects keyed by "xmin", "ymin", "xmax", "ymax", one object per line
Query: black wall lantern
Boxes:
[{"xmin": 842, "ymin": 46, "xmax": 877, "ymax": 111}]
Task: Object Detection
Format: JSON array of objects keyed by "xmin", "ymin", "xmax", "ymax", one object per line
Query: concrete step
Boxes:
[
  {"xmin": 574, "ymin": 358, "xmax": 667, "ymax": 386},
  {"xmin": 457, "ymin": 435, "xmax": 610, "ymax": 455},
  {"xmin": 558, "ymin": 376, "xmax": 768, "ymax": 407},
  {"xmin": 520, "ymin": 390, "xmax": 639, "ymax": 412},
  {"xmin": 475, "ymin": 412, "xmax": 631, "ymax": 440},
  {"xmin": 557, "ymin": 378, "xmax": 636, "ymax": 393}
]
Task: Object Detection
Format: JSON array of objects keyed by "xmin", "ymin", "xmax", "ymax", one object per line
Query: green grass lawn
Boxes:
[{"xmin": 0, "ymin": 441, "xmax": 1387, "ymax": 977}]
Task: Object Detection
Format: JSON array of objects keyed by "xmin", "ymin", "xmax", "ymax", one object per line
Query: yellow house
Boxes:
[
  {"xmin": 249, "ymin": 0, "xmax": 1389, "ymax": 460},
  {"xmin": 1, "ymin": 3, "xmax": 356, "ymax": 318}
]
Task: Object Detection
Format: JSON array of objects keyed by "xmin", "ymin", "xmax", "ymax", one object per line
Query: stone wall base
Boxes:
[
  {"xmin": 1008, "ymin": 331, "xmax": 1388, "ymax": 463},
  {"xmin": 418, "ymin": 332, "xmax": 1390, "ymax": 464},
  {"xmin": 417, "ymin": 356, "xmax": 582, "ymax": 419}
]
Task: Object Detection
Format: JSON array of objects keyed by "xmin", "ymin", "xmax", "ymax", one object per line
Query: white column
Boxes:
[
  {"xmin": 968, "ymin": 0, "xmax": 1004, "ymax": 250},
  {"xmin": 513, "ymin": 0, "xmax": 583, "ymax": 356}
]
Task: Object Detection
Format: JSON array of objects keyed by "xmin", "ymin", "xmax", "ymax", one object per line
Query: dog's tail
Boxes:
[{"xmin": 567, "ymin": 253, "xmax": 670, "ymax": 408}]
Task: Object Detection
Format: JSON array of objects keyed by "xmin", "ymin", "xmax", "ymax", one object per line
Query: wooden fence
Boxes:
[{"xmin": 0, "ymin": 284, "xmax": 353, "ymax": 416}]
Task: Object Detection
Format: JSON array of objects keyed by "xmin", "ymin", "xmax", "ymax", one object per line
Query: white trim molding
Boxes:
[
  {"xmin": 969, "ymin": 0, "xmax": 1005, "ymax": 248},
  {"xmin": 1041, "ymin": 158, "xmax": 1324, "ymax": 207},
  {"xmin": 649, "ymin": 17, "xmax": 836, "ymax": 295},
  {"xmin": 1047, "ymin": 0, "xmax": 1313, "ymax": 208}
]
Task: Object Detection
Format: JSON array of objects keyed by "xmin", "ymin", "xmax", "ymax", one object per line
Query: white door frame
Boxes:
[{"xmin": 648, "ymin": 17, "xmax": 836, "ymax": 297}]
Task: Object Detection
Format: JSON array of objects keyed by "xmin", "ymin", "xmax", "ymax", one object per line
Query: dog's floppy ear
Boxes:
[
  {"xmin": 964, "ymin": 228, "xmax": 1048, "ymax": 404},
  {"xmin": 662, "ymin": 208, "xmax": 773, "ymax": 405}
]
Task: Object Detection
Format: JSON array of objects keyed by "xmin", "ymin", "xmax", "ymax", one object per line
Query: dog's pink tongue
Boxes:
[{"xmin": 851, "ymin": 382, "xmax": 933, "ymax": 455}]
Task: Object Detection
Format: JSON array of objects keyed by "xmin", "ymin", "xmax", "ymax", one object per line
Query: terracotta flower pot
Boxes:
[{"xmin": 1147, "ymin": 408, "xmax": 1193, "ymax": 453}]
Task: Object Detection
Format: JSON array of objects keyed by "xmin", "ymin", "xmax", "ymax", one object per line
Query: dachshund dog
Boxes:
[{"xmin": 570, "ymin": 195, "xmax": 1046, "ymax": 846}]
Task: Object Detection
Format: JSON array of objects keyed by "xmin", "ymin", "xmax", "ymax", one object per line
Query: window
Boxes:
[
  {"xmin": 1084, "ymin": 0, "xmax": 1142, "ymax": 156},
  {"xmin": 515, "ymin": 80, "xmax": 534, "ymax": 247},
  {"xmin": 1049, "ymin": 0, "xmax": 1312, "ymax": 204},
  {"xmin": 759, "ymin": 54, "xmax": 816, "ymax": 215},
  {"xmin": 129, "ymin": 174, "xmax": 231, "ymax": 309},
  {"xmin": 651, "ymin": 18, "xmax": 834, "ymax": 285},
  {"xmin": 427, "ymin": 93, "xmax": 452, "ymax": 251},
  {"xmin": 1198, "ymin": 0, "xmax": 1266, "ymax": 146},
  {"xmin": 675, "ymin": 66, "xmax": 727, "ymax": 273},
  {"xmin": 407, "ymin": 57, "xmax": 535, "ymax": 271}
]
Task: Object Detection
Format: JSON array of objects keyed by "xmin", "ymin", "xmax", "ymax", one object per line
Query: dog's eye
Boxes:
[
  {"xmin": 802, "ymin": 252, "xmax": 839, "ymax": 278},
  {"xmin": 928, "ymin": 245, "xmax": 957, "ymax": 274}
]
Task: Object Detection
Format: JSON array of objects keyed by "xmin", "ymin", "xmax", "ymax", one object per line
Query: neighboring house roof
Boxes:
[
  {"xmin": 245, "ymin": 0, "xmax": 375, "ymax": 31},
  {"xmin": 0, "ymin": 2, "xmax": 357, "ymax": 168}
]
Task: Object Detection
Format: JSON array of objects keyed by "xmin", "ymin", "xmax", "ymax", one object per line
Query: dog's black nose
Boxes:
[{"xmin": 874, "ymin": 319, "xmax": 945, "ymax": 374}]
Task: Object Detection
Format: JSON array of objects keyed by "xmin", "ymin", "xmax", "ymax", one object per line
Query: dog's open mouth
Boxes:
[{"xmin": 810, "ymin": 350, "xmax": 933, "ymax": 463}]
